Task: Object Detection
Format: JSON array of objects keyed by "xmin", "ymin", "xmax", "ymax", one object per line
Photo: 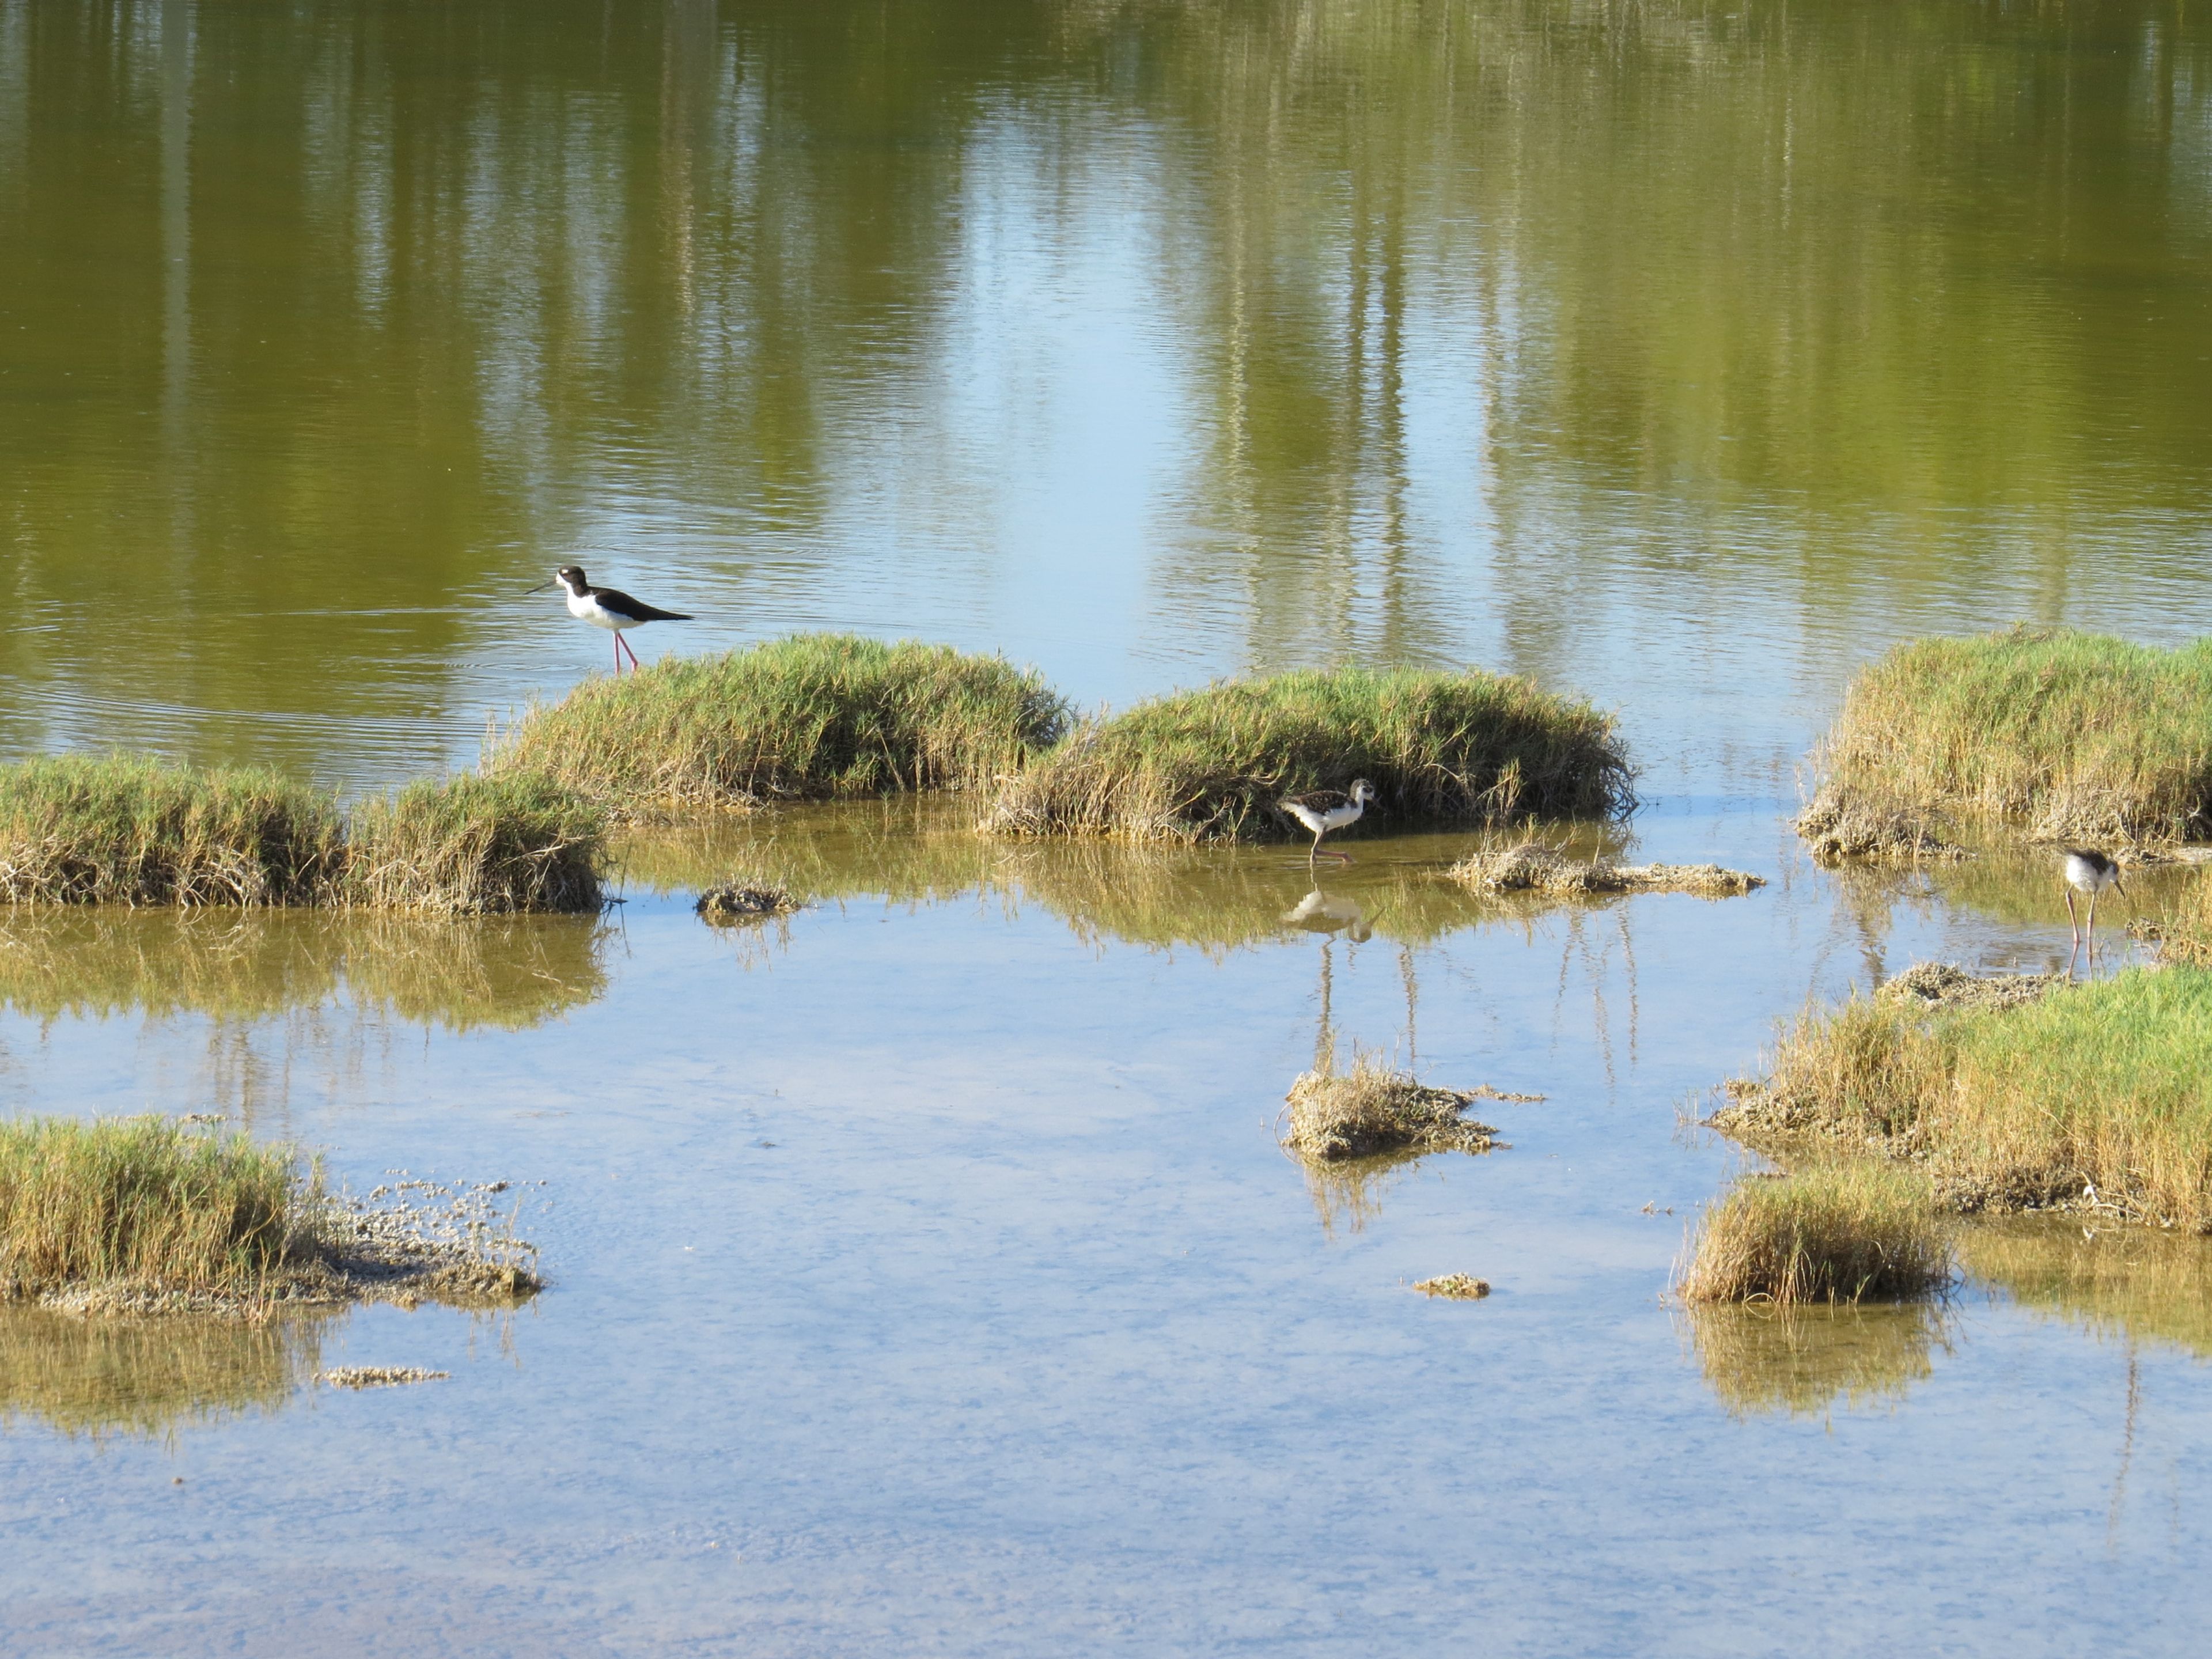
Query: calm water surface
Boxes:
[{"xmin": 5, "ymin": 2, "xmax": 2212, "ymax": 1654}]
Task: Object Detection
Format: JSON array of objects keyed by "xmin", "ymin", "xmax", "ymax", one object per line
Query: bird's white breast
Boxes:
[
  {"xmin": 566, "ymin": 590, "xmax": 630, "ymax": 631},
  {"xmin": 2063, "ymin": 853, "xmax": 2118, "ymax": 891}
]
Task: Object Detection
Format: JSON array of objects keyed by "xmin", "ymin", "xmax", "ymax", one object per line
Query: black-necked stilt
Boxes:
[
  {"xmin": 533, "ymin": 566, "xmax": 693, "ymax": 675},
  {"xmin": 1278, "ymin": 779, "xmax": 1378, "ymax": 867},
  {"xmin": 2062, "ymin": 848, "xmax": 2126, "ymax": 950}
]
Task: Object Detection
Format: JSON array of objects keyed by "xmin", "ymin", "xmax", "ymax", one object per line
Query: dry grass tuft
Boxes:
[
  {"xmin": 1798, "ymin": 627, "xmax": 2212, "ymax": 857},
  {"xmin": 0, "ymin": 755, "xmax": 346, "ymax": 906},
  {"xmin": 1448, "ymin": 839, "xmax": 1762, "ymax": 896},
  {"xmin": 1412, "ymin": 1274, "xmax": 1491, "ymax": 1300},
  {"xmin": 986, "ymin": 665, "xmax": 1631, "ymax": 844},
  {"xmin": 495, "ymin": 634, "xmax": 1068, "ymax": 814},
  {"xmin": 1282, "ymin": 1052, "xmax": 1501, "ymax": 1162},
  {"xmin": 1676, "ymin": 1164, "xmax": 1952, "ymax": 1306},
  {"xmin": 345, "ymin": 772, "xmax": 604, "ymax": 914},
  {"xmin": 696, "ymin": 881, "xmax": 798, "ymax": 922},
  {"xmin": 1713, "ymin": 965, "xmax": 2212, "ymax": 1229}
]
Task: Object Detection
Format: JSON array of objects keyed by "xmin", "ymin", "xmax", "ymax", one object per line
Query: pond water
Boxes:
[{"xmin": 4, "ymin": 2, "xmax": 2212, "ymax": 1654}]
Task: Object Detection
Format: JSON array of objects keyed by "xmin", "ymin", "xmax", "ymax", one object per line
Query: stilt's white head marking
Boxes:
[
  {"xmin": 554, "ymin": 566, "xmax": 590, "ymax": 597},
  {"xmin": 1349, "ymin": 779, "xmax": 1377, "ymax": 805}
]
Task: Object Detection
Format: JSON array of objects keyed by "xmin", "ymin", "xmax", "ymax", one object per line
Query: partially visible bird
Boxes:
[
  {"xmin": 533, "ymin": 565, "xmax": 692, "ymax": 675},
  {"xmin": 1278, "ymin": 779, "xmax": 1378, "ymax": 868},
  {"xmin": 2061, "ymin": 848, "xmax": 2126, "ymax": 950}
]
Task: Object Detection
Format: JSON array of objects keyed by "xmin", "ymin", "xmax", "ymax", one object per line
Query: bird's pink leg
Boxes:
[
  {"xmin": 620, "ymin": 632, "xmax": 642, "ymax": 672},
  {"xmin": 2066, "ymin": 887, "xmax": 2080, "ymax": 946}
]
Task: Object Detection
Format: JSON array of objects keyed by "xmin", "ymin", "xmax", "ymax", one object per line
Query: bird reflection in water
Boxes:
[{"xmin": 1281, "ymin": 886, "xmax": 1375, "ymax": 944}]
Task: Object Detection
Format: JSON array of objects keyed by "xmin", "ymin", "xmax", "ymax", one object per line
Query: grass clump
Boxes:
[
  {"xmin": 2139, "ymin": 870, "xmax": 2212, "ymax": 967},
  {"xmin": 496, "ymin": 634, "xmax": 1069, "ymax": 813},
  {"xmin": 984, "ymin": 665, "xmax": 1631, "ymax": 844},
  {"xmin": 1282, "ymin": 1052, "xmax": 1502, "ymax": 1162},
  {"xmin": 0, "ymin": 755, "xmax": 605, "ymax": 914},
  {"xmin": 346, "ymin": 772, "xmax": 604, "ymax": 914},
  {"xmin": 0, "ymin": 755, "xmax": 345, "ymax": 906},
  {"xmin": 0, "ymin": 1116, "xmax": 542, "ymax": 1315},
  {"xmin": 1799, "ymin": 628, "xmax": 2212, "ymax": 858},
  {"xmin": 1676, "ymin": 1165, "xmax": 1952, "ymax": 1306},
  {"xmin": 1448, "ymin": 840, "xmax": 1762, "ymax": 897},
  {"xmin": 1714, "ymin": 965, "xmax": 2212, "ymax": 1229},
  {"xmin": 0, "ymin": 1116, "xmax": 312, "ymax": 1302}
]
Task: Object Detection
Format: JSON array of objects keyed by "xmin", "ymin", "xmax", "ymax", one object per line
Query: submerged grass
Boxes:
[
  {"xmin": 1799, "ymin": 628, "xmax": 2212, "ymax": 857},
  {"xmin": 1714, "ymin": 965, "xmax": 2212, "ymax": 1230},
  {"xmin": 496, "ymin": 634, "xmax": 1069, "ymax": 813},
  {"xmin": 985, "ymin": 665, "xmax": 1631, "ymax": 844},
  {"xmin": 0, "ymin": 755, "xmax": 346, "ymax": 906},
  {"xmin": 1676, "ymin": 1164, "xmax": 1952, "ymax": 1306},
  {"xmin": 1281, "ymin": 1051, "xmax": 1501, "ymax": 1162}
]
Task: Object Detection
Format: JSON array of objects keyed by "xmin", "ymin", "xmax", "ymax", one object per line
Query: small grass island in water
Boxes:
[
  {"xmin": 1713, "ymin": 954, "xmax": 2212, "ymax": 1232},
  {"xmin": 986, "ymin": 665, "xmax": 1633, "ymax": 844},
  {"xmin": 1798, "ymin": 627, "xmax": 2212, "ymax": 859},
  {"xmin": 0, "ymin": 1115, "xmax": 540, "ymax": 1317},
  {"xmin": 494, "ymin": 634, "xmax": 1069, "ymax": 815}
]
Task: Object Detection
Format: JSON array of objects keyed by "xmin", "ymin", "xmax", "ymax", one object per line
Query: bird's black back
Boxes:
[{"xmin": 593, "ymin": 586, "xmax": 693, "ymax": 623}]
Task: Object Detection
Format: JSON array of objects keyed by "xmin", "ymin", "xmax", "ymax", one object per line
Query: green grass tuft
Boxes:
[
  {"xmin": 984, "ymin": 665, "xmax": 1631, "ymax": 843},
  {"xmin": 1800, "ymin": 627, "xmax": 2212, "ymax": 855},
  {"xmin": 346, "ymin": 772, "xmax": 604, "ymax": 914},
  {"xmin": 0, "ymin": 755, "xmax": 346, "ymax": 906},
  {"xmin": 1676, "ymin": 1164, "xmax": 1952, "ymax": 1305},
  {"xmin": 1716, "ymin": 966, "xmax": 2212, "ymax": 1230},
  {"xmin": 0, "ymin": 1117, "xmax": 313, "ymax": 1299},
  {"xmin": 494, "ymin": 634, "xmax": 1069, "ymax": 813}
]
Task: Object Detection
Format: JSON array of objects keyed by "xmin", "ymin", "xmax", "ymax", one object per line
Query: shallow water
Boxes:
[{"xmin": 6, "ymin": 1, "xmax": 2212, "ymax": 1654}]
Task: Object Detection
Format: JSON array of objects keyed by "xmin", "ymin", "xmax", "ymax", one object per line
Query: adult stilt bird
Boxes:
[{"xmin": 534, "ymin": 566, "xmax": 692, "ymax": 674}]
